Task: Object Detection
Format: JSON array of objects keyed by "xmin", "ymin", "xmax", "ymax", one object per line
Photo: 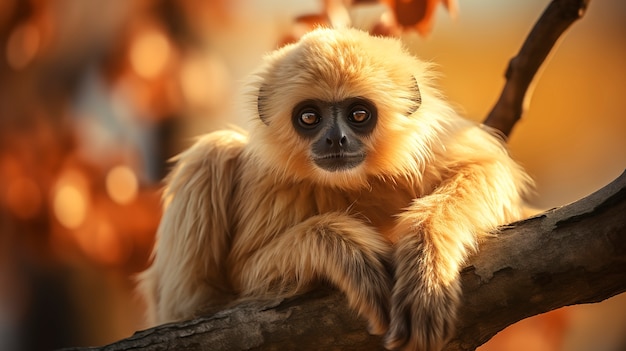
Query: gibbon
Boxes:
[{"xmin": 138, "ymin": 27, "xmax": 532, "ymax": 351}]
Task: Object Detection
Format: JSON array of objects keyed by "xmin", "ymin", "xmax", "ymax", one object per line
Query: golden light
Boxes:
[
  {"xmin": 130, "ymin": 27, "xmax": 171, "ymax": 79},
  {"xmin": 105, "ymin": 165, "xmax": 139, "ymax": 205},
  {"xmin": 5, "ymin": 177, "xmax": 42, "ymax": 219},
  {"xmin": 53, "ymin": 170, "xmax": 89, "ymax": 230},
  {"xmin": 74, "ymin": 214, "xmax": 127, "ymax": 266},
  {"xmin": 91, "ymin": 217, "xmax": 125, "ymax": 266},
  {"xmin": 180, "ymin": 53, "xmax": 230, "ymax": 109},
  {"xmin": 6, "ymin": 22, "xmax": 40, "ymax": 70}
]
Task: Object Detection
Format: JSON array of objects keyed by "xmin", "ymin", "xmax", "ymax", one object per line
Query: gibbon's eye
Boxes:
[
  {"xmin": 342, "ymin": 98, "xmax": 377, "ymax": 135},
  {"xmin": 300, "ymin": 111, "xmax": 320, "ymax": 126},
  {"xmin": 349, "ymin": 107, "xmax": 370, "ymax": 123},
  {"xmin": 292, "ymin": 100, "xmax": 325, "ymax": 137}
]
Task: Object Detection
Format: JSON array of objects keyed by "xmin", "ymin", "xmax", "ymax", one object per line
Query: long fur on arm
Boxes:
[
  {"xmin": 386, "ymin": 125, "xmax": 532, "ymax": 351},
  {"xmin": 137, "ymin": 130, "xmax": 247, "ymax": 325}
]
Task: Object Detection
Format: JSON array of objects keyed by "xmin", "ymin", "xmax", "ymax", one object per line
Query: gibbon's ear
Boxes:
[
  {"xmin": 257, "ymin": 84, "xmax": 270, "ymax": 125},
  {"xmin": 407, "ymin": 76, "xmax": 422, "ymax": 116}
]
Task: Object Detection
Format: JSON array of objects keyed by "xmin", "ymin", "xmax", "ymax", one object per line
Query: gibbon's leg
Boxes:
[
  {"xmin": 235, "ymin": 212, "xmax": 392, "ymax": 335},
  {"xmin": 385, "ymin": 162, "xmax": 524, "ymax": 351}
]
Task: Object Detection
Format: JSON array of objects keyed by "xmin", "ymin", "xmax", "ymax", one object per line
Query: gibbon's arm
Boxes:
[
  {"xmin": 232, "ymin": 212, "xmax": 393, "ymax": 335},
  {"xmin": 386, "ymin": 126, "xmax": 531, "ymax": 351},
  {"xmin": 138, "ymin": 130, "xmax": 247, "ymax": 325}
]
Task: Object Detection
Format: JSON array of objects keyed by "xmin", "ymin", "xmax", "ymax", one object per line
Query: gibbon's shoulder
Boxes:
[
  {"xmin": 189, "ymin": 129, "xmax": 247, "ymax": 156},
  {"xmin": 159, "ymin": 129, "xmax": 248, "ymax": 209},
  {"xmin": 170, "ymin": 129, "xmax": 248, "ymax": 174}
]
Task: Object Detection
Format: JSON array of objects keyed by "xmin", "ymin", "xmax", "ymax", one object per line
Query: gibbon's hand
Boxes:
[{"xmin": 385, "ymin": 234, "xmax": 460, "ymax": 351}]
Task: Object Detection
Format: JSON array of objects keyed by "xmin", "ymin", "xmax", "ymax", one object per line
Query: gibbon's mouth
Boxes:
[{"xmin": 313, "ymin": 153, "xmax": 365, "ymax": 172}]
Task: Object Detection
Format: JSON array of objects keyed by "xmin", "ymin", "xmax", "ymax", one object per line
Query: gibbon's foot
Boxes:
[{"xmin": 384, "ymin": 236, "xmax": 460, "ymax": 351}]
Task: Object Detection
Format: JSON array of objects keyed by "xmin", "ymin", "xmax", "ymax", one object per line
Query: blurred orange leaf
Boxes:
[
  {"xmin": 379, "ymin": 0, "xmax": 458, "ymax": 35},
  {"xmin": 281, "ymin": 0, "xmax": 457, "ymax": 44}
]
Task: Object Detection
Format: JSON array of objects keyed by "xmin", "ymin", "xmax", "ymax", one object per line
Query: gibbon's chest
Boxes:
[
  {"xmin": 233, "ymin": 174, "xmax": 418, "ymax": 243},
  {"xmin": 341, "ymin": 182, "xmax": 418, "ymax": 240}
]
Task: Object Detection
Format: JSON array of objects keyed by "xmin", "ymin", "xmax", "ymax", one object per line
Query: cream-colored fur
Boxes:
[{"xmin": 138, "ymin": 28, "xmax": 532, "ymax": 351}]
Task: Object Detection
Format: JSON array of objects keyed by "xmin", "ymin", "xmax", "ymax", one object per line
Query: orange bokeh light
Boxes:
[
  {"xmin": 52, "ymin": 169, "xmax": 90, "ymax": 230},
  {"xmin": 106, "ymin": 165, "xmax": 139, "ymax": 205},
  {"xmin": 6, "ymin": 21, "xmax": 40, "ymax": 70},
  {"xmin": 129, "ymin": 27, "xmax": 171, "ymax": 79}
]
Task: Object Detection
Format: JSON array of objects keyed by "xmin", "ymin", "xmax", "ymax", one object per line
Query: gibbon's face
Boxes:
[
  {"xmin": 252, "ymin": 28, "xmax": 443, "ymax": 188},
  {"xmin": 291, "ymin": 97, "xmax": 378, "ymax": 172}
]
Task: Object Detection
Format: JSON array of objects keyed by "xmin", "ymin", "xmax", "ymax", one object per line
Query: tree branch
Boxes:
[
  {"xmin": 483, "ymin": 0, "xmax": 590, "ymax": 136},
  {"xmin": 450, "ymin": 169, "xmax": 626, "ymax": 350},
  {"xmin": 63, "ymin": 170, "xmax": 626, "ymax": 351}
]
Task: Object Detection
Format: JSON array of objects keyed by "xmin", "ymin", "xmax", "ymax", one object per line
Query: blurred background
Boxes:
[{"xmin": 0, "ymin": 0, "xmax": 624, "ymax": 350}]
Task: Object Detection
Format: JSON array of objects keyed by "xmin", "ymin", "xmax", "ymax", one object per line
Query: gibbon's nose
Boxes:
[
  {"xmin": 326, "ymin": 135, "xmax": 348, "ymax": 147},
  {"xmin": 320, "ymin": 122, "xmax": 350, "ymax": 153}
]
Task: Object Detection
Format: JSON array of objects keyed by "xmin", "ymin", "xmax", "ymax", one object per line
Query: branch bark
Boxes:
[
  {"xmin": 64, "ymin": 170, "xmax": 626, "ymax": 351},
  {"xmin": 483, "ymin": 0, "xmax": 590, "ymax": 136}
]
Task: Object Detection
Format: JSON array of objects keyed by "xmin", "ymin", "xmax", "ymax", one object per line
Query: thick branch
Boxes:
[
  {"xmin": 450, "ymin": 169, "xmax": 626, "ymax": 350},
  {"xmin": 483, "ymin": 0, "xmax": 590, "ymax": 136},
  {"xmin": 64, "ymin": 170, "xmax": 626, "ymax": 351}
]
